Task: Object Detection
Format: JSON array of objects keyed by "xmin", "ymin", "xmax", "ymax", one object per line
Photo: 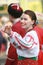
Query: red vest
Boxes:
[
  {"xmin": 34, "ymin": 26, "xmax": 43, "ymax": 65},
  {"xmin": 34, "ymin": 26, "xmax": 43, "ymax": 48}
]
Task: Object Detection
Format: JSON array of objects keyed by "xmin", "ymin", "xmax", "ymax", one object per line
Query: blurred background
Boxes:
[
  {"xmin": 0, "ymin": 0, "xmax": 43, "ymax": 65},
  {"xmin": 0, "ymin": 0, "xmax": 43, "ymax": 28}
]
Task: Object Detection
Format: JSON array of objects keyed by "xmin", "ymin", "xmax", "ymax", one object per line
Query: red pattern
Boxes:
[
  {"xmin": 14, "ymin": 34, "xmax": 37, "ymax": 49},
  {"xmin": 18, "ymin": 58, "xmax": 38, "ymax": 65},
  {"xmin": 38, "ymin": 50, "xmax": 43, "ymax": 65}
]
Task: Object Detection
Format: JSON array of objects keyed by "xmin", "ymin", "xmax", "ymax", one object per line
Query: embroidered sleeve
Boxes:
[
  {"xmin": 10, "ymin": 32, "xmax": 37, "ymax": 49},
  {"xmin": 10, "ymin": 32, "xmax": 21, "ymax": 48}
]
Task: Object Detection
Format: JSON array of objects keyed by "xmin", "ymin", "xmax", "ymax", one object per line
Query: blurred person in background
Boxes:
[
  {"xmin": 0, "ymin": 31, "xmax": 7, "ymax": 54},
  {"xmin": 5, "ymin": 3, "xmax": 26, "ymax": 65},
  {"xmin": 1, "ymin": 16, "xmax": 12, "ymax": 31},
  {"xmin": 0, "ymin": 16, "xmax": 12, "ymax": 55},
  {"xmin": 8, "ymin": 3, "xmax": 26, "ymax": 37},
  {"xmin": 0, "ymin": 16, "xmax": 9, "ymax": 53}
]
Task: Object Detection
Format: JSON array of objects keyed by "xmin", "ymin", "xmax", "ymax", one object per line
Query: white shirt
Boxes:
[{"xmin": 10, "ymin": 30, "xmax": 40, "ymax": 58}]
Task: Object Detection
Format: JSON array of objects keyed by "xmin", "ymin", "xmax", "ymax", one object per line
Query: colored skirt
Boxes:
[
  {"xmin": 18, "ymin": 57, "xmax": 38, "ymax": 65},
  {"xmin": 38, "ymin": 50, "xmax": 43, "ymax": 65}
]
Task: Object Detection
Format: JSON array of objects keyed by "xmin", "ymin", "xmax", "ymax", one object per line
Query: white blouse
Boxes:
[{"xmin": 10, "ymin": 30, "xmax": 40, "ymax": 58}]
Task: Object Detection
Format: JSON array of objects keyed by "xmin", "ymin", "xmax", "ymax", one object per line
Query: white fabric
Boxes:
[{"xmin": 10, "ymin": 30, "xmax": 40, "ymax": 58}]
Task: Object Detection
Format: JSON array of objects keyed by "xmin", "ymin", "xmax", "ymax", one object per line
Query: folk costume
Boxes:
[{"xmin": 10, "ymin": 29, "xmax": 40, "ymax": 65}]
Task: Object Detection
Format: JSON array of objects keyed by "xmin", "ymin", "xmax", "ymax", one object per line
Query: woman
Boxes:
[{"xmin": 9, "ymin": 10, "xmax": 40, "ymax": 65}]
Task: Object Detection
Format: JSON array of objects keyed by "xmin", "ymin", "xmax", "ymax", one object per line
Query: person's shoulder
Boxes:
[
  {"xmin": 12, "ymin": 21, "xmax": 21, "ymax": 27},
  {"xmin": 34, "ymin": 25, "xmax": 43, "ymax": 31},
  {"xmin": 12, "ymin": 21, "xmax": 22, "ymax": 32}
]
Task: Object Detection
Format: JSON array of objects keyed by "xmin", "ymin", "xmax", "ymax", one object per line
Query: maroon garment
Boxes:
[
  {"xmin": 5, "ymin": 44, "xmax": 18, "ymax": 65},
  {"xmin": 12, "ymin": 21, "xmax": 26, "ymax": 37},
  {"xmin": 38, "ymin": 50, "xmax": 43, "ymax": 65},
  {"xmin": 18, "ymin": 58, "xmax": 38, "ymax": 65},
  {"xmin": 34, "ymin": 26, "xmax": 43, "ymax": 46},
  {"xmin": 34, "ymin": 26, "xmax": 43, "ymax": 65}
]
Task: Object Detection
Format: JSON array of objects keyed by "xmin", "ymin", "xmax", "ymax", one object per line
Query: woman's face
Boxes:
[{"xmin": 20, "ymin": 13, "xmax": 34, "ymax": 30}]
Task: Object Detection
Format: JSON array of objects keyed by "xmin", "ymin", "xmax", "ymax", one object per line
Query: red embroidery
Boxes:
[
  {"xmin": 26, "ymin": 35, "xmax": 37, "ymax": 45},
  {"xmin": 14, "ymin": 35, "xmax": 37, "ymax": 49}
]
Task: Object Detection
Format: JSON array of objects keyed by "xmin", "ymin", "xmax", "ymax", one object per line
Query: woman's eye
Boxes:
[
  {"xmin": 24, "ymin": 18, "xmax": 27, "ymax": 20},
  {"xmin": 21, "ymin": 18, "xmax": 27, "ymax": 20},
  {"xmin": 20, "ymin": 18, "xmax": 23, "ymax": 20}
]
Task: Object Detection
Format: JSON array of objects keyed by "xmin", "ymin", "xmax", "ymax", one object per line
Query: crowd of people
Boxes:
[{"xmin": 0, "ymin": 3, "xmax": 43, "ymax": 65}]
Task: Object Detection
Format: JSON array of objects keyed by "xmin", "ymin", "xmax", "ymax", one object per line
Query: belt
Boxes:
[{"xmin": 18, "ymin": 56, "xmax": 37, "ymax": 60}]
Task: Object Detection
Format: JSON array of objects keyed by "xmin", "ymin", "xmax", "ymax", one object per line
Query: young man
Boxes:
[{"xmin": 5, "ymin": 3, "xmax": 26, "ymax": 65}]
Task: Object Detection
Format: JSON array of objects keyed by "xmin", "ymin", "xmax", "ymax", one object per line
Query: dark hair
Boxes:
[
  {"xmin": 8, "ymin": 3, "xmax": 23, "ymax": 18},
  {"xmin": 24, "ymin": 10, "xmax": 37, "ymax": 25}
]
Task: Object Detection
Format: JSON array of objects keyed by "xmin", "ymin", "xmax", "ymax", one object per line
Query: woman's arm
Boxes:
[{"xmin": 10, "ymin": 31, "xmax": 37, "ymax": 49}]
